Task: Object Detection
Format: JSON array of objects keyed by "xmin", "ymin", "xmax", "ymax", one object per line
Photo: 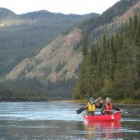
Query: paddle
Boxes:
[{"xmin": 76, "ymin": 97, "xmax": 101, "ymax": 114}]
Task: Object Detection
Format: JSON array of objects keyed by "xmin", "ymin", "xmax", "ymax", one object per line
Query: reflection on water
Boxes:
[
  {"xmin": 84, "ymin": 121, "xmax": 122, "ymax": 139},
  {"xmin": 0, "ymin": 102, "xmax": 140, "ymax": 139}
]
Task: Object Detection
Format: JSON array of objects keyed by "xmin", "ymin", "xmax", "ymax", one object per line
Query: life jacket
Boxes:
[
  {"xmin": 87, "ymin": 102, "xmax": 95, "ymax": 112},
  {"xmin": 105, "ymin": 102, "xmax": 113, "ymax": 114}
]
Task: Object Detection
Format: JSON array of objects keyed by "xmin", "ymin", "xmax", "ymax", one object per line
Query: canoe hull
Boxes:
[{"xmin": 84, "ymin": 112, "xmax": 121, "ymax": 122}]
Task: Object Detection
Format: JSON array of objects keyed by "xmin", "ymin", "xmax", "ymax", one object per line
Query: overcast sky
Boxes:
[{"xmin": 0, "ymin": 0, "xmax": 120, "ymax": 15}]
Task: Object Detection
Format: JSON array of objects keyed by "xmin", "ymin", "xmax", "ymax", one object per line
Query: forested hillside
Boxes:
[
  {"xmin": 0, "ymin": 8, "xmax": 97, "ymax": 78},
  {"xmin": 80, "ymin": 0, "xmax": 139, "ymax": 44},
  {"xmin": 74, "ymin": 14, "xmax": 140, "ymax": 102},
  {"xmin": 1, "ymin": 0, "xmax": 140, "ymax": 101}
]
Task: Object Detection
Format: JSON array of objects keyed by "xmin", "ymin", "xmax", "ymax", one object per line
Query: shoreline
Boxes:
[
  {"xmin": 50, "ymin": 99, "xmax": 140, "ymax": 105},
  {"xmin": 52, "ymin": 99, "xmax": 140, "ymax": 105},
  {"xmin": 0, "ymin": 99, "xmax": 140, "ymax": 105}
]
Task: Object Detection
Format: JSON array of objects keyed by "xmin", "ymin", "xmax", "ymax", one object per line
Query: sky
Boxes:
[{"xmin": 0, "ymin": 0, "xmax": 120, "ymax": 15}]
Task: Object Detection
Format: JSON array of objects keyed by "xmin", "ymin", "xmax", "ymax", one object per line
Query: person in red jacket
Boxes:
[{"xmin": 101, "ymin": 97, "xmax": 122, "ymax": 115}]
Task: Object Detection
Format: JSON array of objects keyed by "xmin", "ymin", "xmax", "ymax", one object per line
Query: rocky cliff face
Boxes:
[
  {"xmin": 4, "ymin": 0, "xmax": 140, "ymax": 83},
  {"xmin": 0, "ymin": 8, "xmax": 96, "ymax": 78},
  {"xmin": 6, "ymin": 28, "xmax": 83, "ymax": 81}
]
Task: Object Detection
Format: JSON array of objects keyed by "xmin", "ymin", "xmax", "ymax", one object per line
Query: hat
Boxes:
[
  {"xmin": 89, "ymin": 97, "xmax": 94, "ymax": 100},
  {"xmin": 106, "ymin": 97, "xmax": 111, "ymax": 102}
]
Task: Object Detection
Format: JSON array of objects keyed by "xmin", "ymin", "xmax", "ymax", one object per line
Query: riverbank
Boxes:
[
  {"xmin": 54, "ymin": 98, "xmax": 140, "ymax": 105},
  {"xmin": 0, "ymin": 98, "xmax": 140, "ymax": 105},
  {"xmin": 113, "ymin": 99, "xmax": 140, "ymax": 105}
]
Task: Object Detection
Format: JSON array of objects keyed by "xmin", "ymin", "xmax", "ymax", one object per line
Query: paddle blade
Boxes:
[{"xmin": 76, "ymin": 107, "xmax": 86, "ymax": 114}]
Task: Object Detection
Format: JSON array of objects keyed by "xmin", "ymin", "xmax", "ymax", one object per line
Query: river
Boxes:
[{"xmin": 0, "ymin": 102, "xmax": 140, "ymax": 140}]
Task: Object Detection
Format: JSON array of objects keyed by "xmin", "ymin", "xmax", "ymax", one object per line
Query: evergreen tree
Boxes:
[
  {"xmin": 74, "ymin": 15, "xmax": 140, "ymax": 101},
  {"xmin": 82, "ymin": 36, "xmax": 89, "ymax": 59}
]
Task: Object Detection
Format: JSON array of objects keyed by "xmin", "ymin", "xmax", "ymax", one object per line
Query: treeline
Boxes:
[
  {"xmin": 74, "ymin": 14, "xmax": 140, "ymax": 101},
  {"xmin": 0, "ymin": 78, "xmax": 76, "ymax": 101}
]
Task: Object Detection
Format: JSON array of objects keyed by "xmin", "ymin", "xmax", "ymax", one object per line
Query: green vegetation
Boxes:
[
  {"xmin": 55, "ymin": 62, "xmax": 66, "ymax": 73},
  {"xmin": 79, "ymin": 0, "xmax": 139, "ymax": 44},
  {"xmin": 0, "ymin": 0, "xmax": 140, "ymax": 102},
  {"xmin": 0, "ymin": 8, "xmax": 96, "ymax": 78},
  {"xmin": 74, "ymin": 15, "xmax": 140, "ymax": 102},
  {"xmin": 0, "ymin": 78, "xmax": 76, "ymax": 101}
]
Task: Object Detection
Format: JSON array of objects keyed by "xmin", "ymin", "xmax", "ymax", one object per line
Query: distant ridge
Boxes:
[
  {"xmin": 5, "ymin": 0, "xmax": 140, "ymax": 82},
  {"xmin": 0, "ymin": 7, "xmax": 97, "ymax": 77},
  {"xmin": 1, "ymin": 0, "xmax": 140, "ymax": 100},
  {"xmin": 0, "ymin": 8, "xmax": 16, "ymax": 20}
]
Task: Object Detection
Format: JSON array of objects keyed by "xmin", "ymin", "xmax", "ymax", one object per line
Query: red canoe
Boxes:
[{"xmin": 84, "ymin": 112, "xmax": 121, "ymax": 122}]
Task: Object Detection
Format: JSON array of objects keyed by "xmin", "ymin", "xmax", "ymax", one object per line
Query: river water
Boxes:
[{"xmin": 0, "ymin": 102, "xmax": 140, "ymax": 140}]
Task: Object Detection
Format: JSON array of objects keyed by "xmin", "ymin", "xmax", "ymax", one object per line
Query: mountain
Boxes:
[
  {"xmin": 79, "ymin": 0, "xmax": 140, "ymax": 45},
  {"xmin": 0, "ymin": 8, "xmax": 16, "ymax": 20},
  {"xmin": 5, "ymin": 28, "xmax": 83, "ymax": 81},
  {"xmin": 0, "ymin": 9, "xmax": 97, "ymax": 28},
  {"xmin": 1, "ymin": 0, "xmax": 140, "ymax": 100},
  {"xmin": 74, "ymin": 6, "xmax": 140, "ymax": 101},
  {"xmin": 5, "ymin": 0, "xmax": 140, "ymax": 81},
  {"xmin": 0, "ymin": 8, "xmax": 97, "ymax": 77}
]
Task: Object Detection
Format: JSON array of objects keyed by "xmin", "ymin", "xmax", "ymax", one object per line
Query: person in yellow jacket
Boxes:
[{"xmin": 86, "ymin": 97, "xmax": 102, "ymax": 115}]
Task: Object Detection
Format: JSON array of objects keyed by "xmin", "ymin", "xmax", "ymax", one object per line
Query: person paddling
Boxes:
[
  {"xmin": 86, "ymin": 97, "xmax": 102, "ymax": 115},
  {"xmin": 101, "ymin": 97, "xmax": 122, "ymax": 115}
]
